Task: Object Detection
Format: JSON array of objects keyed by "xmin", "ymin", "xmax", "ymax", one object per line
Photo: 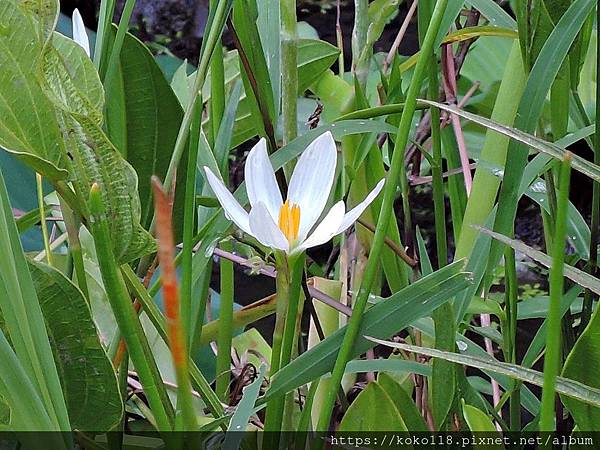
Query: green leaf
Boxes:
[
  {"xmin": 561, "ymin": 299, "xmax": 600, "ymax": 430},
  {"xmin": 477, "ymin": 227, "xmax": 600, "ymax": 297},
  {"xmin": 262, "ymin": 261, "xmax": 472, "ymax": 402},
  {"xmin": 297, "ymin": 39, "xmax": 340, "ymax": 93},
  {"xmin": 223, "ymin": 364, "xmax": 265, "ymax": 445},
  {"xmin": 39, "ymin": 32, "xmax": 156, "ymax": 263},
  {"xmin": 41, "ymin": 33, "xmax": 104, "ymax": 124},
  {"xmin": 338, "ymin": 382, "xmax": 408, "ymax": 432},
  {"xmin": 0, "ymin": 0, "xmax": 68, "ymax": 180},
  {"xmin": 1, "ymin": 0, "xmax": 156, "ymax": 263},
  {"xmin": 104, "ymin": 30, "xmax": 186, "ymax": 236},
  {"xmin": 420, "ymin": 99, "xmax": 600, "ymax": 183},
  {"xmin": 18, "ymin": 0, "xmax": 59, "ymax": 43},
  {"xmin": 462, "ymin": 401, "xmax": 502, "ymax": 442},
  {"xmin": 0, "ymin": 165, "xmax": 70, "ymax": 430},
  {"xmin": 368, "ymin": 339, "xmax": 600, "ymax": 411},
  {"xmin": 378, "ymin": 373, "xmax": 428, "ymax": 432},
  {"xmin": 28, "ymin": 260, "xmax": 123, "ymax": 431},
  {"xmin": 464, "ymin": 0, "xmax": 516, "ymax": 29}
]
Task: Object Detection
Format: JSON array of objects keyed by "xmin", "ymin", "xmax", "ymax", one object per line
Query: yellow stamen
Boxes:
[{"xmin": 278, "ymin": 200, "xmax": 301, "ymax": 243}]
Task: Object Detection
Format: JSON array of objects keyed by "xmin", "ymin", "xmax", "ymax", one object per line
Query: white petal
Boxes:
[
  {"xmin": 287, "ymin": 131, "xmax": 337, "ymax": 240},
  {"xmin": 337, "ymin": 179, "xmax": 385, "ymax": 234},
  {"xmin": 249, "ymin": 202, "xmax": 289, "ymax": 252},
  {"xmin": 203, "ymin": 167, "xmax": 251, "ymax": 235},
  {"xmin": 244, "ymin": 138, "xmax": 283, "ymax": 221},
  {"xmin": 294, "ymin": 201, "xmax": 345, "ymax": 253},
  {"xmin": 72, "ymin": 9, "xmax": 90, "ymax": 57}
]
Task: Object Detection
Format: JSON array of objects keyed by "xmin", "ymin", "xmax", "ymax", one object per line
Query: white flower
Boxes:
[
  {"xmin": 203, "ymin": 131, "xmax": 385, "ymax": 255},
  {"xmin": 72, "ymin": 9, "xmax": 90, "ymax": 57}
]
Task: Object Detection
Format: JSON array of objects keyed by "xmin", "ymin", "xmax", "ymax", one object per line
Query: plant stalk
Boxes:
[
  {"xmin": 539, "ymin": 153, "xmax": 572, "ymax": 432},
  {"xmin": 316, "ymin": 0, "xmax": 449, "ymax": 434},
  {"xmin": 59, "ymin": 197, "xmax": 89, "ymax": 301},
  {"xmin": 181, "ymin": 98, "xmax": 202, "ymax": 349},
  {"xmin": 88, "ymin": 184, "xmax": 175, "ymax": 433}
]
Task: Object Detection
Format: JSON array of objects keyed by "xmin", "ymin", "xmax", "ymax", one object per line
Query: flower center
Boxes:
[{"xmin": 278, "ymin": 200, "xmax": 301, "ymax": 243}]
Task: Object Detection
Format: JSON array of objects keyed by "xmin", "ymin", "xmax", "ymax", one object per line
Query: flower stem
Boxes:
[
  {"xmin": 263, "ymin": 252, "xmax": 304, "ymax": 444},
  {"xmin": 278, "ymin": 253, "xmax": 306, "ymax": 375},
  {"xmin": 539, "ymin": 153, "xmax": 571, "ymax": 431},
  {"xmin": 316, "ymin": 0, "xmax": 449, "ymax": 434},
  {"xmin": 504, "ymin": 246, "xmax": 520, "ymax": 430}
]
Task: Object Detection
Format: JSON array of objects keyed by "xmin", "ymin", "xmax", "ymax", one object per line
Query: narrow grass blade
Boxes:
[
  {"xmin": 477, "ymin": 227, "xmax": 600, "ymax": 296},
  {"xmin": 0, "ymin": 168, "xmax": 69, "ymax": 430},
  {"xmin": 366, "ymin": 339, "xmax": 600, "ymax": 411},
  {"xmin": 421, "ymin": 99, "xmax": 600, "ymax": 183}
]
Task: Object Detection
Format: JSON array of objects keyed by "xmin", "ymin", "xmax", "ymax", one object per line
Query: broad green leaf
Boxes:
[
  {"xmin": 0, "ymin": 0, "xmax": 68, "ymax": 180},
  {"xmin": 28, "ymin": 260, "xmax": 123, "ymax": 431},
  {"xmin": 41, "ymin": 32, "xmax": 104, "ymax": 124},
  {"xmin": 296, "ymin": 39, "xmax": 340, "ymax": 93},
  {"xmin": 378, "ymin": 373, "xmax": 428, "ymax": 432},
  {"xmin": 59, "ymin": 115, "xmax": 156, "ymax": 263},
  {"xmin": 369, "ymin": 339, "xmax": 600, "ymax": 411},
  {"xmin": 2, "ymin": 0, "xmax": 156, "ymax": 263},
  {"xmin": 104, "ymin": 30, "xmax": 186, "ymax": 236},
  {"xmin": 18, "ymin": 0, "xmax": 58, "ymax": 44},
  {"xmin": 338, "ymin": 382, "xmax": 408, "ymax": 432},
  {"xmin": 39, "ymin": 33, "xmax": 156, "ymax": 262},
  {"xmin": 262, "ymin": 261, "xmax": 471, "ymax": 402},
  {"xmin": 462, "ymin": 401, "xmax": 502, "ymax": 444},
  {"xmin": 465, "ymin": 0, "xmax": 516, "ymax": 29},
  {"xmin": 561, "ymin": 297, "xmax": 600, "ymax": 430}
]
